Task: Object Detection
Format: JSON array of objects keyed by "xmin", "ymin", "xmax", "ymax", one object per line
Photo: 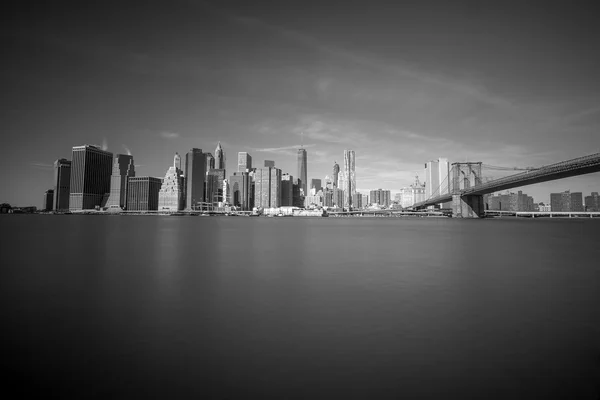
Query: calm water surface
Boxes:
[{"xmin": 1, "ymin": 215, "xmax": 600, "ymax": 399}]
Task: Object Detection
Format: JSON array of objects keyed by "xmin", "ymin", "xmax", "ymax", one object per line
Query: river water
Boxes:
[{"xmin": 1, "ymin": 215, "xmax": 599, "ymax": 398}]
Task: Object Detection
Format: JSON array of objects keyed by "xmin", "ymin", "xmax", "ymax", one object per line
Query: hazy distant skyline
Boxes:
[{"xmin": 2, "ymin": 0, "xmax": 600, "ymax": 205}]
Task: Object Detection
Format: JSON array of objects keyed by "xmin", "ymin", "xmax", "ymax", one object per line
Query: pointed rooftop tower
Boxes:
[{"xmin": 215, "ymin": 141, "xmax": 226, "ymax": 171}]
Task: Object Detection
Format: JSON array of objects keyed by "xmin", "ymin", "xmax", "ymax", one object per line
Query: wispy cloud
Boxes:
[
  {"xmin": 249, "ymin": 144, "xmax": 315, "ymax": 156},
  {"xmin": 30, "ymin": 162, "xmax": 53, "ymax": 170},
  {"xmin": 122, "ymin": 145, "xmax": 132, "ymax": 156},
  {"xmin": 160, "ymin": 131, "xmax": 180, "ymax": 139}
]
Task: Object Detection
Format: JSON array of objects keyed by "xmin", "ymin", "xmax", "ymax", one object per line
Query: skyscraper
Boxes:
[
  {"xmin": 106, "ymin": 154, "xmax": 135, "ymax": 209},
  {"xmin": 281, "ymin": 173, "xmax": 294, "ymax": 206},
  {"xmin": 229, "ymin": 172, "xmax": 252, "ymax": 210},
  {"xmin": 342, "ymin": 150, "xmax": 356, "ymax": 207},
  {"xmin": 215, "ymin": 142, "xmax": 226, "ymax": 171},
  {"xmin": 185, "ymin": 148, "xmax": 206, "ymax": 211},
  {"xmin": 370, "ymin": 189, "xmax": 391, "ymax": 207},
  {"xmin": 238, "ymin": 152, "xmax": 252, "ymax": 172},
  {"xmin": 206, "ymin": 169, "xmax": 226, "ymax": 206},
  {"xmin": 264, "ymin": 160, "xmax": 275, "ymax": 168},
  {"xmin": 310, "ymin": 178, "xmax": 322, "ymax": 194},
  {"xmin": 297, "ymin": 148, "xmax": 307, "ymax": 195},
  {"xmin": 585, "ymin": 192, "xmax": 599, "ymax": 211},
  {"xmin": 126, "ymin": 177, "xmax": 162, "ymax": 211},
  {"xmin": 254, "ymin": 167, "xmax": 281, "ymax": 209},
  {"xmin": 332, "ymin": 161, "xmax": 340, "ymax": 188},
  {"xmin": 69, "ymin": 145, "xmax": 113, "ymax": 210},
  {"xmin": 205, "ymin": 153, "xmax": 215, "ymax": 172},
  {"xmin": 425, "ymin": 158, "xmax": 449, "ymax": 199},
  {"xmin": 158, "ymin": 153, "xmax": 185, "ymax": 211},
  {"xmin": 43, "ymin": 189, "xmax": 54, "ymax": 211},
  {"xmin": 53, "ymin": 158, "xmax": 71, "ymax": 211}
]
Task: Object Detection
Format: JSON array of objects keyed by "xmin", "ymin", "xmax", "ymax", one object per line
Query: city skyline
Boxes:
[{"xmin": 3, "ymin": 1, "xmax": 600, "ymax": 205}]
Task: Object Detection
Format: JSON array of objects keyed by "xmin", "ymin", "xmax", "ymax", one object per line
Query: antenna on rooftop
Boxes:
[{"xmin": 301, "ymin": 131, "xmax": 304, "ymax": 148}]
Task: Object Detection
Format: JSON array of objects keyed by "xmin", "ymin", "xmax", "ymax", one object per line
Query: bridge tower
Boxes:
[{"xmin": 451, "ymin": 162, "xmax": 484, "ymax": 218}]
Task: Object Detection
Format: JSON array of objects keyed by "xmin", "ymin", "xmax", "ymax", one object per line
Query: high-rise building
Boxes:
[
  {"xmin": 332, "ymin": 161, "xmax": 340, "ymax": 188},
  {"xmin": 43, "ymin": 189, "xmax": 54, "ymax": 211},
  {"xmin": 229, "ymin": 172, "xmax": 252, "ymax": 210},
  {"xmin": 370, "ymin": 189, "xmax": 391, "ymax": 207},
  {"xmin": 206, "ymin": 169, "xmax": 226, "ymax": 206},
  {"xmin": 310, "ymin": 179, "xmax": 322, "ymax": 194},
  {"xmin": 292, "ymin": 178, "xmax": 303, "ymax": 207},
  {"xmin": 585, "ymin": 192, "xmax": 599, "ymax": 211},
  {"xmin": 158, "ymin": 153, "xmax": 185, "ymax": 211},
  {"xmin": 333, "ymin": 188, "xmax": 345, "ymax": 208},
  {"xmin": 264, "ymin": 160, "xmax": 275, "ymax": 168},
  {"xmin": 352, "ymin": 193, "xmax": 362, "ymax": 209},
  {"xmin": 323, "ymin": 188, "xmax": 334, "ymax": 207},
  {"xmin": 106, "ymin": 154, "xmax": 135, "ymax": 209},
  {"xmin": 425, "ymin": 158, "xmax": 449, "ymax": 199},
  {"xmin": 69, "ymin": 145, "xmax": 113, "ymax": 210},
  {"xmin": 305, "ymin": 190, "xmax": 323, "ymax": 208},
  {"xmin": 238, "ymin": 152, "xmax": 252, "ymax": 172},
  {"xmin": 399, "ymin": 175, "xmax": 427, "ymax": 208},
  {"xmin": 550, "ymin": 190, "xmax": 583, "ymax": 212},
  {"xmin": 215, "ymin": 142, "xmax": 226, "ymax": 171},
  {"xmin": 297, "ymin": 148, "xmax": 307, "ymax": 196},
  {"xmin": 205, "ymin": 153, "xmax": 215, "ymax": 172},
  {"xmin": 341, "ymin": 150, "xmax": 356, "ymax": 207},
  {"xmin": 253, "ymin": 167, "xmax": 281, "ymax": 209},
  {"xmin": 126, "ymin": 177, "xmax": 162, "ymax": 211},
  {"xmin": 53, "ymin": 158, "xmax": 71, "ymax": 211},
  {"xmin": 185, "ymin": 148, "xmax": 206, "ymax": 211},
  {"xmin": 281, "ymin": 173, "xmax": 294, "ymax": 206},
  {"xmin": 361, "ymin": 194, "xmax": 369, "ymax": 206},
  {"xmin": 486, "ymin": 190, "xmax": 534, "ymax": 211}
]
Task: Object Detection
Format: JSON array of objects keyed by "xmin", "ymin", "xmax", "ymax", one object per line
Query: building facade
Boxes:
[
  {"xmin": 399, "ymin": 175, "xmax": 426, "ymax": 208},
  {"xmin": 370, "ymin": 189, "xmax": 392, "ymax": 207},
  {"xmin": 238, "ymin": 152, "xmax": 252, "ymax": 172},
  {"xmin": 339, "ymin": 150, "xmax": 356, "ymax": 207},
  {"xmin": 206, "ymin": 169, "xmax": 226, "ymax": 206},
  {"xmin": 53, "ymin": 158, "xmax": 71, "ymax": 211},
  {"xmin": 425, "ymin": 158, "xmax": 449, "ymax": 199},
  {"xmin": 106, "ymin": 154, "xmax": 135, "ymax": 209},
  {"xmin": 69, "ymin": 145, "xmax": 113, "ymax": 210},
  {"xmin": 43, "ymin": 189, "xmax": 54, "ymax": 211},
  {"xmin": 126, "ymin": 177, "xmax": 162, "ymax": 211},
  {"xmin": 158, "ymin": 153, "xmax": 185, "ymax": 211},
  {"xmin": 254, "ymin": 167, "xmax": 281, "ymax": 209},
  {"xmin": 550, "ymin": 190, "xmax": 583, "ymax": 212},
  {"xmin": 310, "ymin": 179, "xmax": 322, "ymax": 194},
  {"xmin": 205, "ymin": 153, "xmax": 215, "ymax": 172},
  {"xmin": 229, "ymin": 172, "xmax": 252, "ymax": 210},
  {"xmin": 297, "ymin": 148, "xmax": 307, "ymax": 196},
  {"xmin": 185, "ymin": 148, "xmax": 206, "ymax": 211},
  {"xmin": 281, "ymin": 173, "xmax": 294, "ymax": 206},
  {"xmin": 264, "ymin": 160, "xmax": 275, "ymax": 168},
  {"xmin": 585, "ymin": 192, "xmax": 599, "ymax": 211},
  {"xmin": 486, "ymin": 190, "xmax": 534, "ymax": 211},
  {"xmin": 215, "ymin": 142, "xmax": 226, "ymax": 171},
  {"xmin": 332, "ymin": 161, "xmax": 340, "ymax": 188}
]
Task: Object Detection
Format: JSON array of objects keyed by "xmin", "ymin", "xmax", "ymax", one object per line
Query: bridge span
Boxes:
[{"xmin": 413, "ymin": 152, "xmax": 600, "ymax": 218}]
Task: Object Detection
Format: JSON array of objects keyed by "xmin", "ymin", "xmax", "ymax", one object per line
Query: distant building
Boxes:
[
  {"xmin": 229, "ymin": 172, "xmax": 252, "ymax": 210},
  {"xmin": 538, "ymin": 202, "xmax": 551, "ymax": 212},
  {"xmin": 69, "ymin": 145, "xmax": 113, "ymax": 210},
  {"xmin": 238, "ymin": 152, "xmax": 252, "ymax": 172},
  {"xmin": 425, "ymin": 158, "xmax": 449, "ymax": 200},
  {"xmin": 339, "ymin": 150, "xmax": 356, "ymax": 207},
  {"xmin": 106, "ymin": 154, "xmax": 135, "ymax": 209},
  {"xmin": 310, "ymin": 178, "xmax": 322, "ymax": 194},
  {"xmin": 0, "ymin": 203, "xmax": 11, "ymax": 214},
  {"xmin": 292, "ymin": 177, "xmax": 304, "ymax": 208},
  {"xmin": 305, "ymin": 191, "xmax": 323, "ymax": 208},
  {"xmin": 127, "ymin": 177, "xmax": 162, "ymax": 211},
  {"xmin": 332, "ymin": 161, "xmax": 340, "ymax": 188},
  {"xmin": 205, "ymin": 153, "xmax": 215, "ymax": 172},
  {"xmin": 281, "ymin": 173, "xmax": 294, "ymax": 206},
  {"xmin": 399, "ymin": 175, "xmax": 426, "ymax": 208},
  {"xmin": 486, "ymin": 190, "xmax": 535, "ymax": 211},
  {"xmin": 215, "ymin": 142, "xmax": 226, "ymax": 171},
  {"xmin": 323, "ymin": 188, "xmax": 334, "ymax": 207},
  {"xmin": 550, "ymin": 190, "xmax": 583, "ymax": 212},
  {"xmin": 370, "ymin": 189, "xmax": 392, "ymax": 207},
  {"xmin": 43, "ymin": 189, "xmax": 54, "ymax": 211},
  {"xmin": 585, "ymin": 192, "xmax": 599, "ymax": 211},
  {"xmin": 333, "ymin": 187, "xmax": 345, "ymax": 208},
  {"xmin": 352, "ymin": 193, "xmax": 362, "ymax": 209},
  {"xmin": 297, "ymin": 149, "xmax": 307, "ymax": 196},
  {"xmin": 264, "ymin": 160, "xmax": 275, "ymax": 168},
  {"xmin": 158, "ymin": 153, "xmax": 185, "ymax": 211},
  {"xmin": 53, "ymin": 158, "xmax": 71, "ymax": 211},
  {"xmin": 206, "ymin": 169, "xmax": 226, "ymax": 206},
  {"xmin": 254, "ymin": 167, "xmax": 281, "ymax": 208},
  {"xmin": 361, "ymin": 194, "xmax": 368, "ymax": 206},
  {"xmin": 185, "ymin": 148, "xmax": 206, "ymax": 211}
]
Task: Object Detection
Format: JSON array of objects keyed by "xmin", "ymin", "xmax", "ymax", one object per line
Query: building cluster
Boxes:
[
  {"xmin": 41, "ymin": 143, "xmax": 369, "ymax": 213},
  {"xmin": 485, "ymin": 191, "xmax": 536, "ymax": 212}
]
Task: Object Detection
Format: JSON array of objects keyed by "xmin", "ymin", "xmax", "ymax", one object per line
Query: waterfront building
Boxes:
[
  {"xmin": 215, "ymin": 142, "xmax": 226, "ymax": 171},
  {"xmin": 238, "ymin": 152, "xmax": 252, "ymax": 172},
  {"xmin": 425, "ymin": 158, "xmax": 449, "ymax": 199},
  {"xmin": 362, "ymin": 194, "xmax": 368, "ymax": 207},
  {"xmin": 264, "ymin": 160, "xmax": 275, "ymax": 168},
  {"xmin": 297, "ymin": 148, "xmax": 307, "ymax": 196},
  {"xmin": 158, "ymin": 153, "xmax": 185, "ymax": 211},
  {"xmin": 352, "ymin": 193, "xmax": 362, "ymax": 209},
  {"xmin": 585, "ymin": 192, "xmax": 599, "ymax": 211},
  {"xmin": 69, "ymin": 145, "xmax": 113, "ymax": 210},
  {"xmin": 338, "ymin": 150, "xmax": 356, "ymax": 207},
  {"xmin": 486, "ymin": 190, "xmax": 534, "ymax": 211},
  {"xmin": 254, "ymin": 167, "xmax": 282, "ymax": 209},
  {"xmin": 333, "ymin": 187, "xmax": 345, "ymax": 208},
  {"xmin": 185, "ymin": 148, "xmax": 206, "ymax": 211},
  {"xmin": 305, "ymin": 191, "xmax": 323, "ymax": 208},
  {"xmin": 550, "ymin": 190, "xmax": 583, "ymax": 212},
  {"xmin": 206, "ymin": 169, "xmax": 226, "ymax": 206},
  {"xmin": 106, "ymin": 154, "xmax": 135, "ymax": 209},
  {"xmin": 292, "ymin": 178, "xmax": 304, "ymax": 207},
  {"xmin": 53, "ymin": 158, "xmax": 71, "ymax": 211},
  {"xmin": 370, "ymin": 189, "xmax": 392, "ymax": 207},
  {"xmin": 229, "ymin": 172, "xmax": 252, "ymax": 210},
  {"xmin": 332, "ymin": 161, "xmax": 340, "ymax": 188},
  {"xmin": 205, "ymin": 153, "xmax": 215, "ymax": 172},
  {"xmin": 126, "ymin": 177, "xmax": 162, "ymax": 211},
  {"xmin": 323, "ymin": 188, "xmax": 334, "ymax": 207},
  {"xmin": 281, "ymin": 173, "xmax": 294, "ymax": 206},
  {"xmin": 43, "ymin": 189, "xmax": 54, "ymax": 211},
  {"xmin": 399, "ymin": 175, "xmax": 427, "ymax": 208}
]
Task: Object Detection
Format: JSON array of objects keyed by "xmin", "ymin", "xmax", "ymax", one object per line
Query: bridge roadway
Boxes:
[{"xmin": 413, "ymin": 152, "xmax": 600, "ymax": 217}]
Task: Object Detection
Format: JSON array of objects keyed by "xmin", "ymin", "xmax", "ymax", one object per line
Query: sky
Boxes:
[{"xmin": 2, "ymin": 0, "xmax": 600, "ymax": 206}]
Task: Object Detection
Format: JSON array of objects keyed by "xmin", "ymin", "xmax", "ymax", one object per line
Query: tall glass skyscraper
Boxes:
[
  {"xmin": 332, "ymin": 161, "xmax": 340, "ymax": 188},
  {"xmin": 343, "ymin": 150, "xmax": 356, "ymax": 207},
  {"xmin": 297, "ymin": 148, "xmax": 307, "ymax": 196},
  {"xmin": 215, "ymin": 142, "xmax": 226, "ymax": 171},
  {"xmin": 53, "ymin": 158, "xmax": 71, "ymax": 211},
  {"xmin": 237, "ymin": 152, "xmax": 252, "ymax": 172},
  {"xmin": 69, "ymin": 145, "xmax": 113, "ymax": 210},
  {"xmin": 185, "ymin": 148, "xmax": 206, "ymax": 211},
  {"xmin": 106, "ymin": 154, "xmax": 135, "ymax": 209}
]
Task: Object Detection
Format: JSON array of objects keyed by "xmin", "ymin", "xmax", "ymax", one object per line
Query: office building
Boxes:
[
  {"xmin": 69, "ymin": 145, "xmax": 113, "ymax": 210},
  {"xmin": 425, "ymin": 158, "xmax": 450, "ymax": 199},
  {"xmin": 215, "ymin": 142, "xmax": 226, "ymax": 171},
  {"xmin": 297, "ymin": 148, "xmax": 307, "ymax": 196},
  {"xmin": 254, "ymin": 167, "xmax": 281, "ymax": 209},
  {"xmin": 323, "ymin": 188, "xmax": 334, "ymax": 207},
  {"xmin": 281, "ymin": 173, "xmax": 294, "ymax": 206},
  {"xmin": 185, "ymin": 148, "xmax": 206, "ymax": 211},
  {"xmin": 292, "ymin": 178, "xmax": 303, "ymax": 207},
  {"xmin": 333, "ymin": 188, "xmax": 345, "ymax": 208},
  {"xmin": 229, "ymin": 172, "xmax": 252, "ymax": 210},
  {"xmin": 43, "ymin": 189, "xmax": 54, "ymax": 211},
  {"xmin": 486, "ymin": 190, "xmax": 534, "ymax": 211},
  {"xmin": 370, "ymin": 189, "xmax": 392, "ymax": 207},
  {"xmin": 106, "ymin": 154, "xmax": 135, "ymax": 209},
  {"xmin": 53, "ymin": 158, "xmax": 71, "ymax": 211},
  {"xmin": 305, "ymin": 191, "xmax": 323, "ymax": 208},
  {"xmin": 158, "ymin": 153, "xmax": 185, "ymax": 211},
  {"xmin": 264, "ymin": 160, "xmax": 275, "ymax": 168},
  {"xmin": 126, "ymin": 177, "xmax": 162, "ymax": 211},
  {"xmin": 332, "ymin": 161, "xmax": 340, "ymax": 188},
  {"xmin": 238, "ymin": 152, "xmax": 252, "ymax": 172},
  {"xmin": 339, "ymin": 150, "xmax": 356, "ymax": 207},
  {"xmin": 550, "ymin": 190, "xmax": 583, "ymax": 212},
  {"xmin": 310, "ymin": 179, "xmax": 322, "ymax": 194},
  {"xmin": 205, "ymin": 153, "xmax": 215, "ymax": 172},
  {"xmin": 399, "ymin": 175, "xmax": 427, "ymax": 208},
  {"xmin": 362, "ymin": 194, "xmax": 369, "ymax": 206},
  {"xmin": 206, "ymin": 169, "xmax": 226, "ymax": 206},
  {"xmin": 352, "ymin": 193, "xmax": 362, "ymax": 209},
  {"xmin": 585, "ymin": 192, "xmax": 599, "ymax": 211}
]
